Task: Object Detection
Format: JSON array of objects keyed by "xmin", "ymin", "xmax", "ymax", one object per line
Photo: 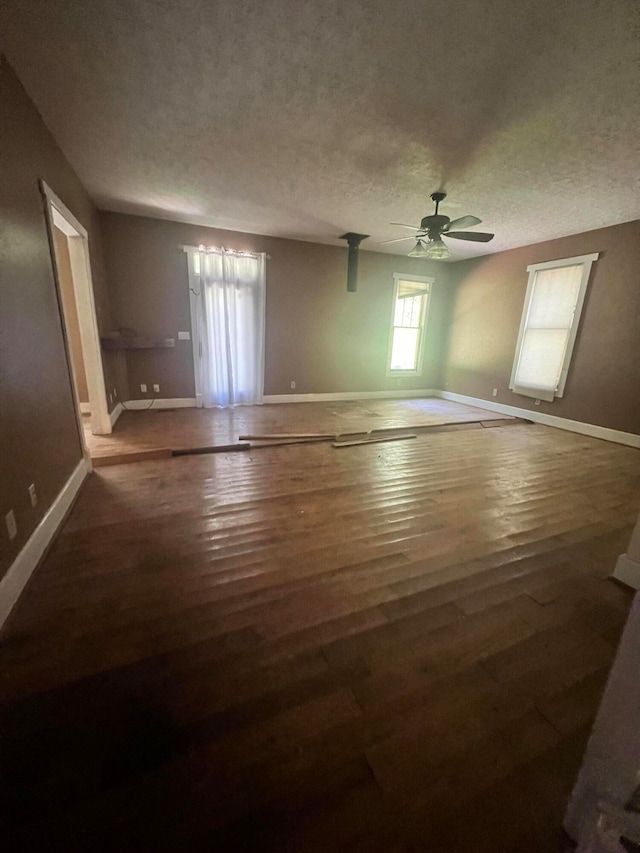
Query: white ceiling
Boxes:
[{"xmin": 2, "ymin": 0, "xmax": 640, "ymax": 258}]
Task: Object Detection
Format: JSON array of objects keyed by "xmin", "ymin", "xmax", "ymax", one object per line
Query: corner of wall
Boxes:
[{"xmin": 437, "ymin": 257, "xmax": 469, "ymax": 390}]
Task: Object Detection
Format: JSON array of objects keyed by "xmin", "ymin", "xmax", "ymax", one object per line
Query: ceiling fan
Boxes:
[{"xmin": 382, "ymin": 192, "xmax": 494, "ymax": 259}]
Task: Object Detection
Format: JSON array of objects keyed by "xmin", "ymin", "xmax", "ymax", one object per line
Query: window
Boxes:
[
  {"xmin": 386, "ymin": 273, "xmax": 432, "ymax": 375},
  {"xmin": 510, "ymin": 253, "xmax": 598, "ymax": 401}
]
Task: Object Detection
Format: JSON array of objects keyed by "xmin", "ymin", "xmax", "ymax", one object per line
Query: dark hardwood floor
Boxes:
[{"xmin": 2, "ymin": 409, "xmax": 639, "ymax": 851}]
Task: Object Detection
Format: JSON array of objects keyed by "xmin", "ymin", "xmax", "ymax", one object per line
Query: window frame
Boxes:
[
  {"xmin": 385, "ymin": 272, "xmax": 433, "ymax": 377},
  {"xmin": 509, "ymin": 253, "xmax": 598, "ymax": 400}
]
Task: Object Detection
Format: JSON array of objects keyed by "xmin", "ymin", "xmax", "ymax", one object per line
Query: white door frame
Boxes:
[
  {"xmin": 184, "ymin": 247, "xmax": 204, "ymax": 408},
  {"xmin": 41, "ymin": 181, "xmax": 112, "ymax": 436}
]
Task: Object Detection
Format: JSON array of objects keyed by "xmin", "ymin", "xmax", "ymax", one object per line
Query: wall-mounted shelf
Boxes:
[{"xmin": 101, "ymin": 334, "xmax": 175, "ymax": 350}]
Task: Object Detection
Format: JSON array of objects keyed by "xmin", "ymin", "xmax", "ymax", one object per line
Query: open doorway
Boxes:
[
  {"xmin": 41, "ymin": 181, "xmax": 112, "ymax": 437},
  {"xmin": 53, "ymin": 226, "xmax": 91, "ymax": 415},
  {"xmin": 185, "ymin": 246, "xmax": 266, "ymax": 408}
]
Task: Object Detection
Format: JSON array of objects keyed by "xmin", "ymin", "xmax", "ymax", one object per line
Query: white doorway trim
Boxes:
[
  {"xmin": 40, "ymin": 181, "xmax": 112, "ymax": 436},
  {"xmin": 184, "ymin": 247, "xmax": 204, "ymax": 408}
]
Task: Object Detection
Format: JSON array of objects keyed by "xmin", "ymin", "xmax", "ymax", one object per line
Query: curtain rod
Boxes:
[{"xmin": 179, "ymin": 244, "xmax": 271, "ymax": 259}]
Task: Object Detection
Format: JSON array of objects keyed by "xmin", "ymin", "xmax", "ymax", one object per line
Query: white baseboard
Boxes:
[
  {"xmin": 80, "ymin": 402, "xmax": 91, "ymax": 415},
  {"xmin": 612, "ymin": 554, "xmax": 640, "ymax": 591},
  {"xmin": 262, "ymin": 389, "xmax": 437, "ymax": 404},
  {"xmin": 123, "ymin": 398, "xmax": 197, "ymax": 410},
  {"xmin": 109, "ymin": 401, "xmax": 123, "ymax": 427},
  {"xmin": 436, "ymin": 391, "xmax": 640, "ymax": 449},
  {"xmin": 0, "ymin": 458, "xmax": 90, "ymax": 629}
]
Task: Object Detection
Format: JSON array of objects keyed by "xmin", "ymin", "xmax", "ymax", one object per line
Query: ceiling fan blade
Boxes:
[
  {"xmin": 390, "ymin": 222, "xmax": 423, "ymax": 231},
  {"xmin": 444, "ymin": 231, "xmax": 494, "ymax": 243},
  {"xmin": 379, "ymin": 235, "xmax": 416, "ymax": 244},
  {"xmin": 443, "ymin": 215, "xmax": 482, "ymax": 231}
]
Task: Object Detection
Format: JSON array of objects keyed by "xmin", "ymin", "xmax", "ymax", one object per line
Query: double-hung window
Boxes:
[
  {"xmin": 386, "ymin": 273, "xmax": 432, "ymax": 375},
  {"xmin": 510, "ymin": 253, "xmax": 598, "ymax": 401}
]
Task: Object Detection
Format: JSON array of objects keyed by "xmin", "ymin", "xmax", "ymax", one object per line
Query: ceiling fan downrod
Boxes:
[{"xmin": 430, "ymin": 191, "xmax": 446, "ymax": 216}]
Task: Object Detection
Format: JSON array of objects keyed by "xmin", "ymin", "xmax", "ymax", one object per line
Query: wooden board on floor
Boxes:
[
  {"xmin": 481, "ymin": 418, "xmax": 531, "ymax": 429},
  {"xmin": 333, "ymin": 433, "xmax": 417, "ymax": 448},
  {"xmin": 241, "ymin": 418, "xmax": 522, "ymax": 445},
  {"xmin": 239, "ymin": 432, "xmax": 341, "ymax": 440},
  {"xmin": 248, "ymin": 438, "xmax": 337, "ymax": 449},
  {"xmin": 172, "ymin": 443, "xmax": 250, "ymax": 456},
  {"xmin": 92, "ymin": 448, "xmax": 173, "ymax": 467}
]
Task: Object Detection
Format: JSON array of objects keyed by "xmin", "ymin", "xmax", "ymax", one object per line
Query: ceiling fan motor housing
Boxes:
[{"xmin": 420, "ymin": 214, "xmax": 449, "ymax": 233}]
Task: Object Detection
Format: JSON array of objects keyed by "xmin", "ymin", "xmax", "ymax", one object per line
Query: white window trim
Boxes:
[
  {"xmin": 386, "ymin": 272, "xmax": 433, "ymax": 377},
  {"xmin": 509, "ymin": 252, "xmax": 598, "ymax": 400}
]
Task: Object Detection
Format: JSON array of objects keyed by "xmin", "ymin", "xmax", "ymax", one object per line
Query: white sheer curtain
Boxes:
[{"xmin": 193, "ymin": 249, "xmax": 266, "ymax": 408}]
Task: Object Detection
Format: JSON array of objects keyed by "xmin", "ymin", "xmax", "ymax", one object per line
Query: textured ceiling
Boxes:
[{"xmin": 2, "ymin": 0, "xmax": 639, "ymax": 258}]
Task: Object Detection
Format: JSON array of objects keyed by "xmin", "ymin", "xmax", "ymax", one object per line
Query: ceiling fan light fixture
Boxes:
[
  {"xmin": 407, "ymin": 240, "xmax": 429, "ymax": 258},
  {"xmin": 425, "ymin": 238, "xmax": 450, "ymax": 260}
]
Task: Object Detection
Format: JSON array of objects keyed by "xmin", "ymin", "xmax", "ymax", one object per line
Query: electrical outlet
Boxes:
[
  {"xmin": 28, "ymin": 483, "xmax": 38, "ymax": 508},
  {"xmin": 290, "ymin": 381, "xmax": 296, "ymax": 389},
  {"xmin": 5, "ymin": 510, "xmax": 17, "ymax": 541},
  {"xmin": 153, "ymin": 384, "xmax": 160, "ymax": 393},
  {"xmin": 140, "ymin": 384, "xmax": 147, "ymax": 393},
  {"xmin": 534, "ymin": 399, "xmax": 541, "ymax": 406},
  {"xmin": 492, "ymin": 388, "xmax": 498, "ymax": 397},
  {"xmin": 178, "ymin": 331, "xmax": 191, "ymax": 340}
]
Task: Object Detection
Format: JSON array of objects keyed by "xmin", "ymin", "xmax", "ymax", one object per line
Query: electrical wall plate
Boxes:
[{"xmin": 5, "ymin": 510, "xmax": 17, "ymax": 540}]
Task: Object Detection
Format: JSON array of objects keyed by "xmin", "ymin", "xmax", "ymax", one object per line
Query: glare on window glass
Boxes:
[{"xmin": 390, "ymin": 327, "xmax": 419, "ymax": 370}]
